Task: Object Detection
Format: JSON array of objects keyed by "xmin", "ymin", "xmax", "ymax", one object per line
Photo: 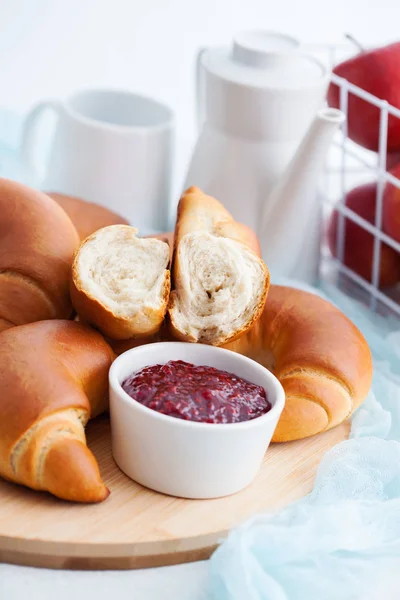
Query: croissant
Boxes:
[
  {"xmin": 0, "ymin": 179, "xmax": 79, "ymax": 332},
  {"xmin": 224, "ymin": 285, "xmax": 373, "ymax": 441},
  {"xmin": 48, "ymin": 192, "xmax": 129, "ymax": 240},
  {"xmin": 0, "ymin": 320, "xmax": 114, "ymax": 502}
]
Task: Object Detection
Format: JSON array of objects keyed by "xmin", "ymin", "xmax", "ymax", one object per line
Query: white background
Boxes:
[
  {"xmin": 1, "ymin": 1, "xmax": 400, "ymax": 599},
  {"xmin": 1, "ymin": 0, "xmax": 399, "ymax": 118},
  {"xmin": 1, "ymin": 0, "xmax": 400, "ymax": 191}
]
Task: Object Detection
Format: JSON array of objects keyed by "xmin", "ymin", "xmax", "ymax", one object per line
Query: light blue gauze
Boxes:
[{"xmin": 210, "ymin": 279, "xmax": 400, "ymax": 600}]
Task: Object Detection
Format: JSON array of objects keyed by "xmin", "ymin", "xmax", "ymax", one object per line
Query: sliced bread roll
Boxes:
[
  {"xmin": 71, "ymin": 225, "xmax": 170, "ymax": 340},
  {"xmin": 168, "ymin": 187, "xmax": 270, "ymax": 345}
]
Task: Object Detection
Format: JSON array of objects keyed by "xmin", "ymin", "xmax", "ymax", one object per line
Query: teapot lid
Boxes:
[{"xmin": 203, "ymin": 30, "xmax": 327, "ymax": 88}]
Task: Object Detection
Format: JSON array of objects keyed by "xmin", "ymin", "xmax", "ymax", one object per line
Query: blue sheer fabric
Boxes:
[{"xmin": 211, "ymin": 279, "xmax": 400, "ymax": 600}]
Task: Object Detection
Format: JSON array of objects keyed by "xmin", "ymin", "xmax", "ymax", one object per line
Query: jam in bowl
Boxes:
[
  {"xmin": 121, "ymin": 360, "xmax": 272, "ymax": 424},
  {"xmin": 109, "ymin": 342, "xmax": 285, "ymax": 499}
]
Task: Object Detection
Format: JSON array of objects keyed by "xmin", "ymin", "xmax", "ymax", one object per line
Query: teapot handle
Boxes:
[{"xmin": 195, "ymin": 46, "xmax": 207, "ymax": 131}]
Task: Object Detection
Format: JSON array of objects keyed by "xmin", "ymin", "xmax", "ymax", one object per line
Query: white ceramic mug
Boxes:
[{"xmin": 21, "ymin": 89, "xmax": 174, "ymax": 233}]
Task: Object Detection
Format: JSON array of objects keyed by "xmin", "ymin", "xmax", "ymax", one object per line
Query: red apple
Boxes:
[
  {"xmin": 327, "ymin": 41, "xmax": 400, "ymax": 152},
  {"xmin": 383, "ymin": 163, "xmax": 400, "ymax": 243},
  {"xmin": 386, "ymin": 153, "xmax": 400, "ymax": 171},
  {"xmin": 327, "ymin": 182, "xmax": 400, "ymax": 287}
]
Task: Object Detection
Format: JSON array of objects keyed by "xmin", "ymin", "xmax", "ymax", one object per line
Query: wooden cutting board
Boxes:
[{"xmin": 0, "ymin": 415, "xmax": 349, "ymax": 570}]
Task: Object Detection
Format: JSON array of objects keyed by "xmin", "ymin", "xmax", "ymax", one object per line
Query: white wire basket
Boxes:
[{"xmin": 307, "ymin": 42, "xmax": 400, "ymax": 320}]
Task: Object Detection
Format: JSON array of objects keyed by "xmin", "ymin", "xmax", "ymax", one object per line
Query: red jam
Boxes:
[{"xmin": 121, "ymin": 360, "xmax": 271, "ymax": 424}]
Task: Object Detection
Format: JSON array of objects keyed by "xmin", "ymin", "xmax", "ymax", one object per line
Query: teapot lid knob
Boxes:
[{"xmin": 232, "ymin": 30, "xmax": 299, "ymax": 68}]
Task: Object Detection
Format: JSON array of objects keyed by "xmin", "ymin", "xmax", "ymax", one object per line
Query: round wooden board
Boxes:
[{"xmin": 0, "ymin": 415, "xmax": 349, "ymax": 570}]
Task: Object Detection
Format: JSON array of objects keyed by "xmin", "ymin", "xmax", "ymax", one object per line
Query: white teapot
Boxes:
[{"xmin": 184, "ymin": 31, "xmax": 344, "ymax": 283}]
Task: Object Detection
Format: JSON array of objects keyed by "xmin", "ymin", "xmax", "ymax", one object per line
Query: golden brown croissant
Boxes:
[
  {"xmin": 47, "ymin": 192, "xmax": 129, "ymax": 240},
  {"xmin": 0, "ymin": 320, "xmax": 114, "ymax": 502},
  {"xmin": 0, "ymin": 179, "xmax": 79, "ymax": 333},
  {"xmin": 224, "ymin": 285, "xmax": 373, "ymax": 441}
]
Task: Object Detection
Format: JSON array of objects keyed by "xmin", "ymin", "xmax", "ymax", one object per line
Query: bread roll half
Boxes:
[
  {"xmin": 168, "ymin": 187, "xmax": 270, "ymax": 345},
  {"xmin": 71, "ymin": 225, "xmax": 170, "ymax": 340}
]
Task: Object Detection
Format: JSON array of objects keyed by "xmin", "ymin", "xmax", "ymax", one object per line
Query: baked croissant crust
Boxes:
[{"xmin": 0, "ymin": 320, "xmax": 114, "ymax": 502}]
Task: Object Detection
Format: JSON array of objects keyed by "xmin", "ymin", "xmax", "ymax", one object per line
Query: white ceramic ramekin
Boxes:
[{"xmin": 109, "ymin": 342, "xmax": 285, "ymax": 499}]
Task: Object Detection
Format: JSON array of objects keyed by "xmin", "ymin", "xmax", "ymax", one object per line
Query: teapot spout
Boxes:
[{"xmin": 260, "ymin": 107, "xmax": 345, "ymax": 282}]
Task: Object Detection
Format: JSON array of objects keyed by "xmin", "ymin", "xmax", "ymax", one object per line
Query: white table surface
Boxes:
[{"xmin": 0, "ymin": 561, "xmax": 211, "ymax": 600}]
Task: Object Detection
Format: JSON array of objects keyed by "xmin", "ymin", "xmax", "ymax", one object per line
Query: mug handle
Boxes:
[
  {"xmin": 20, "ymin": 101, "xmax": 63, "ymax": 186},
  {"xmin": 195, "ymin": 47, "xmax": 207, "ymax": 132}
]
